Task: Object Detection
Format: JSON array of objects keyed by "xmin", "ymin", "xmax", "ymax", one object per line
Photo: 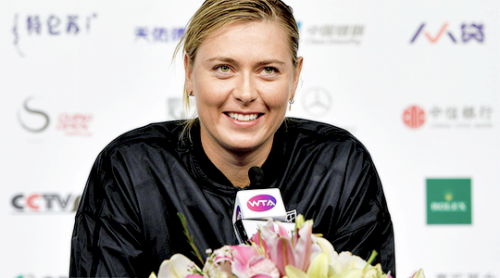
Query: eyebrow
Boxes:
[
  {"xmin": 206, "ymin": 57, "xmax": 239, "ymax": 66},
  {"xmin": 205, "ymin": 57, "xmax": 285, "ymax": 66},
  {"xmin": 256, "ymin": 60, "xmax": 286, "ymax": 66}
]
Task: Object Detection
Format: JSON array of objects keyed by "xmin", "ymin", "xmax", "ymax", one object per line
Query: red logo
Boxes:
[
  {"xmin": 403, "ymin": 106, "xmax": 425, "ymax": 128},
  {"xmin": 56, "ymin": 113, "xmax": 93, "ymax": 136}
]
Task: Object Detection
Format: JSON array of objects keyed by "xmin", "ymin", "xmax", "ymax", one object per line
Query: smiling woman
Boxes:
[
  {"xmin": 186, "ymin": 20, "xmax": 302, "ymax": 188},
  {"xmin": 70, "ymin": 1, "xmax": 395, "ymax": 277}
]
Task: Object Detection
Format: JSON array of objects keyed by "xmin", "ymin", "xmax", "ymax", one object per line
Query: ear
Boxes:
[
  {"xmin": 290, "ymin": 56, "xmax": 303, "ymax": 100},
  {"xmin": 184, "ymin": 54, "xmax": 194, "ymax": 94}
]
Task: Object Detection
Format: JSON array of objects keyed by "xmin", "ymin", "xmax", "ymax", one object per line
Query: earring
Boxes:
[
  {"xmin": 189, "ymin": 91, "xmax": 194, "ymax": 97},
  {"xmin": 289, "ymin": 99, "xmax": 294, "ymax": 111}
]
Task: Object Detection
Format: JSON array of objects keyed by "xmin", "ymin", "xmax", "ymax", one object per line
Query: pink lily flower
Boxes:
[
  {"xmin": 250, "ymin": 219, "xmax": 314, "ymax": 277},
  {"xmin": 231, "ymin": 245, "xmax": 279, "ymax": 278}
]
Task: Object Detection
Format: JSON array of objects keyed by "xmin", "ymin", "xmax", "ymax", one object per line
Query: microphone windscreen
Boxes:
[{"xmin": 248, "ymin": 166, "xmax": 264, "ymax": 186}]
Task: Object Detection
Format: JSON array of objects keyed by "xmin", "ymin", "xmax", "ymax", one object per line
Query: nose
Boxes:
[{"xmin": 233, "ymin": 72, "xmax": 257, "ymax": 105}]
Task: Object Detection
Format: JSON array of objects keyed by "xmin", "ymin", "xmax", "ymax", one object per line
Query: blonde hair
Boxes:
[{"xmin": 174, "ymin": 0, "xmax": 300, "ymax": 128}]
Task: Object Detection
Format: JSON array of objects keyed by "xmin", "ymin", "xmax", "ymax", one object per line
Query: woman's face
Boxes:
[{"xmin": 185, "ymin": 21, "xmax": 303, "ymax": 153}]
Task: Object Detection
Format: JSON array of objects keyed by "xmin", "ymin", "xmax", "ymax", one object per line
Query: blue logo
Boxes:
[
  {"xmin": 134, "ymin": 26, "xmax": 184, "ymax": 43},
  {"xmin": 12, "ymin": 13, "xmax": 98, "ymax": 57}
]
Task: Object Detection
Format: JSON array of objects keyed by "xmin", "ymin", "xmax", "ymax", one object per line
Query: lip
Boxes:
[{"xmin": 223, "ymin": 111, "xmax": 263, "ymax": 128}]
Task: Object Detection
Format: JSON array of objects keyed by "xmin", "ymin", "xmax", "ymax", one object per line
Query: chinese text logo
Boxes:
[{"xmin": 426, "ymin": 178, "xmax": 472, "ymax": 225}]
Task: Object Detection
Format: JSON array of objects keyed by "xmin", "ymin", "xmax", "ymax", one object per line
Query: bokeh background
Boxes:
[{"xmin": 1, "ymin": 0, "xmax": 499, "ymax": 277}]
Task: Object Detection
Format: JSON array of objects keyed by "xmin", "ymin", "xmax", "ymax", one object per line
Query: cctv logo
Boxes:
[
  {"xmin": 11, "ymin": 193, "xmax": 80, "ymax": 213},
  {"xmin": 247, "ymin": 195, "xmax": 276, "ymax": 212},
  {"xmin": 410, "ymin": 22, "xmax": 484, "ymax": 44}
]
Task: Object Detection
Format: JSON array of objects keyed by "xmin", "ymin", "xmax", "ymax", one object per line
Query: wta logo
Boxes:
[
  {"xmin": 403, "ymin": 105, "xmax": 426, "ymax": 129},
  {"xmin": 247, "ymin": 195, "xmax": 277, "ymax": 212}
]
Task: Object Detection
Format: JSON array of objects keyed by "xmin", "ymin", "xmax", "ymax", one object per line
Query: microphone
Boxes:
[
  {"xmin": 248, "ymin": 166, "xmax": 264, "ymax": 187},
  {"xmin": 232, "ymin": 167, "xmax": 294, "ymax": 243},
  {"xmin": 232, "ymin": 187, "xmax": 287, "ymax": 223}
]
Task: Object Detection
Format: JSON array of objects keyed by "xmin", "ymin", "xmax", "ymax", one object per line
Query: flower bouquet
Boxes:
[{"xmin": 150, "ymin": 214, "xmax": 424, "ymax": 278}]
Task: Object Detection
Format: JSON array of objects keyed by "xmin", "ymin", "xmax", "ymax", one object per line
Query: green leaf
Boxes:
[
  {"xmin": 177, "ymin": 212, "xmax": 204, "ymax": 266},
  {"xmin": 178, "ymin": 212, "xmax": 187, "ymax": 227},
  {"xmin": 363, "ymin": 250, "xmax": 378, "ymax": 272}
]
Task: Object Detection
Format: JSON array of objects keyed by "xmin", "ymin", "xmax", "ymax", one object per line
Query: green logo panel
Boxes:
[{"xmin": 426, "ymin": 178, "xmax": 472, "ymax": 225}]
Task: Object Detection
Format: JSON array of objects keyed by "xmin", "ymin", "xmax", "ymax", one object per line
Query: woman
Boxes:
[{"xmin": 70, "ymin": 0, "xmax": 395, "ymax": 277}]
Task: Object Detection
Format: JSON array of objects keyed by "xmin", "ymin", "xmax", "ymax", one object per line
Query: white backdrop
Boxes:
[{"xmin": 0, "ymin": 1, "xmax": 499, "ymax": 278}]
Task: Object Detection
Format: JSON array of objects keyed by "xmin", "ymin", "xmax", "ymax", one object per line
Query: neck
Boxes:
[{"xmin": 200, "ymin": 131, "xmax": 273, "ymax": 188}]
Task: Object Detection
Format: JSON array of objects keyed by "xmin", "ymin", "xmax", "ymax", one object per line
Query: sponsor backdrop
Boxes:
[{"xmin": 0, "ymin": 0, "xmax": 498, "ymax": 277}]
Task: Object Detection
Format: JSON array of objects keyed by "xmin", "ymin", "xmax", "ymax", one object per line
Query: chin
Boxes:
[
  {"xmin": 221, "ymin": 137, "xmax": 265, "ymax": 153},
  {"xmin": 224, "ymin": 142, "xmax": 258, "ymax": 153}
]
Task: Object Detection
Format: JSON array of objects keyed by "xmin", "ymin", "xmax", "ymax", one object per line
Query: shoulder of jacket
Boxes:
[
  {"xmin": 286, "ymin": 117, "xmax": 366, "ymax": 149},
  {"xmin": 100, "ymin": 120, "xmax": 186, "ymax": 157}
]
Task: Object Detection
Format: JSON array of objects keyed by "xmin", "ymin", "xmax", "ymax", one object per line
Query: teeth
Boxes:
[{"xmin": 227, "ymin": 113, "xmax": 259, "ymax": 122}]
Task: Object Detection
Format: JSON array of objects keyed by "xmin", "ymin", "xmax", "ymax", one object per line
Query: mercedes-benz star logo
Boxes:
[{"xmin": 302, "ymin": 87, "xmax": 332, "ymax": 117}]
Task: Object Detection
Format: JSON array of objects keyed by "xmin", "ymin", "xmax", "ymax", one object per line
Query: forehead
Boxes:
[{"xmin": 195, "ymin": 21, "xmax": 292, "ymax": 63}]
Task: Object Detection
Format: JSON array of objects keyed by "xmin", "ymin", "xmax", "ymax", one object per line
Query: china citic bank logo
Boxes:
[
  {"xmin": 247, "ymin": 195, "xmax": 276, "ymax": 212},
  {"xmin": 402, "ymin": 104, "xmax": 493, "ymax": 129},
  {"xmin": 403, "ymin": 105, "xmax": 425, "ymax": 128},
  {"xmin": 426, "ymin": 178, "xmax": 472, "ymax": 225},
  {"xmin": 410, "ymin": 22, "xmax": 484, "ymax": 44}
]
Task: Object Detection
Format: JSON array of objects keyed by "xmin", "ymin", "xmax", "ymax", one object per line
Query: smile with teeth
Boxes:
[{"xmin": 226, "ymin": 112, "xmax": 260, "ymax": 122}]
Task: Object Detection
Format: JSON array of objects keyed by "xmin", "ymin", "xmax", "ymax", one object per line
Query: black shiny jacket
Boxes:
[{"xmin": 70, "ymin": 118, "xmax": 395, "ymax": 277}]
